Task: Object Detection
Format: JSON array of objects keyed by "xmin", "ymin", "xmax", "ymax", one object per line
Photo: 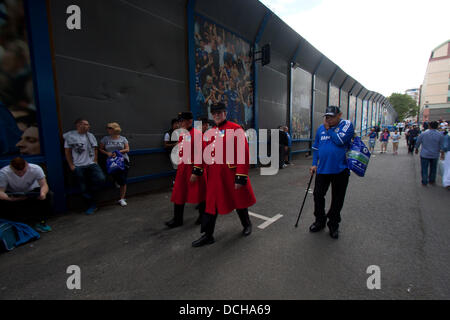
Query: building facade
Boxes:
[
  {"xmin": 405, "ymin": 88, "xmax": 420, "ymax": 106},
  {"xmin": 419, "ymin": 40, "xmax": 450, "ymax": 122}
]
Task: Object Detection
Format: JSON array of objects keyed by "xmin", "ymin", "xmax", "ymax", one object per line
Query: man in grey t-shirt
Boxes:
[{"xmin": 64, "ymin": 118, "xmax": 106, "ymax": 214}]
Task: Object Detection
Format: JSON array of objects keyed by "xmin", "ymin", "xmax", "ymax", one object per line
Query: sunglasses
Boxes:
[{"xmin": 107, "ymin": 127, "xmax": 114, "ymax": 130}]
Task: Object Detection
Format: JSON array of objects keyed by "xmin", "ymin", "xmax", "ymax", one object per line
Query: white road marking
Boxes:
[{"xmin": 248, "ymin": 211, "xmax": 283, "ymax": 230}]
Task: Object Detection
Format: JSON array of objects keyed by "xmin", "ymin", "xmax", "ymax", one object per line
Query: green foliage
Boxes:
[{"xmin": 388, "ymin": 93, "xmax": 418, "ymax": 121}]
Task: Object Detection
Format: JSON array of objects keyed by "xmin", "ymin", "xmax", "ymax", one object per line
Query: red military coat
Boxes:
[
  {"xmin": 203, "ymin": 120, "xmax": 256, "ymax": 215},
  {"xmin": 171, "ymin": 127, "xmax": 206, "ymax": 205}
]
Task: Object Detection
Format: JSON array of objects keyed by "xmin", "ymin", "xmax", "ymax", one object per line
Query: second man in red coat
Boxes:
[{"xmin": 166, "ymin": 111, "xmax": 206, "ymax": 228}]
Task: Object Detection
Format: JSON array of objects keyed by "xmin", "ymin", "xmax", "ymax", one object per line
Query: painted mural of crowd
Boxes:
[
  {"xmin": 291, "ymin": 113, "xmax": 311, "ymax": 140},
  {"xmin": 194, "ymin": 17, "xmax": 254, "ymax": 129},
  {"xmin": 0, "ymin": 0, "xmax": 39, "ymax": 157}
]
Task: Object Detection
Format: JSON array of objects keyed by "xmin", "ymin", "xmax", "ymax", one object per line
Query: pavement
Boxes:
[{"xmin": 1, "ymin": 134, "xmax": 449, "ymax": 300}]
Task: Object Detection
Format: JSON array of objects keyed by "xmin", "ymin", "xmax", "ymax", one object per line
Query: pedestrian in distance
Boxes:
[
  {"xmin": 398, "ymin": 122, "xmax": 404, "ymax": 136},
  {"xmin": 310, "ymin": 106, "xmax": 355, "ymax": 239},
  {"xmin": 192, "ymin": 102, "xmax": 255, "ymax": 247},
  {"xmin": 368, "ymin": 128, "xmax": 377, "ymax": 154},
  {"xmin": 391, "ymin": 129, "xmax": 400, "ymax": 155},
  {"xmin": 408, "ymin": 125, "xmax": 420, "ymax": 154},
  {"xmin": 99, "ymin": 122, "xmax": 130, "ymax": 207},
  {"xmin": 283, "ymin": 126, "xmax": 292, "ymax": 165},
  {"xmin": 375, "ymin": 123, "xmax": 381, "ymax": 139},
  {"xmin": 278, "ymin": 125, "xmax": 289, "ymax": 169},
  {"xmin": 166, "ymin": 111, "xmax": 206, "ymax": 228},
  {"xmin": 405, "ymin": 125, "xmax": 411, "ymax": 148},
  {"xmin": 379, "ymin": 128, "xmax": 390, "ymax": 153},
  {"xmin": 415, "ymin": 121, "xmax": 445, "ymax": 186}
]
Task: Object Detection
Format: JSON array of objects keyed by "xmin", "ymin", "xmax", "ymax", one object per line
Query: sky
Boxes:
[{"xmin": 259, "ymin": 0, "xmax": 450, "ymax": 97}]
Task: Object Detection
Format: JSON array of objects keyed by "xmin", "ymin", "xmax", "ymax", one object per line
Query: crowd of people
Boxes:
[
  {"xmin": 365, "ymin": 119, "xmax": 449, "ymax": 189},
  {"xmin": 194, "ymin": 17, "xmax": 254, "ymax": 129}
]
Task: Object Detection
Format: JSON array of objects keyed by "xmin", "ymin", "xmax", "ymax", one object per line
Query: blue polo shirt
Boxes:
[{"xmin": 312, "ymin": 119, "xmax": 355, "ymax": 174}]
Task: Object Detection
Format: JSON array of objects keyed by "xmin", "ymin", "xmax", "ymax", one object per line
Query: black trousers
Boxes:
[
  {"xmin": 279, "ymin": 145, "xmax": 286, "ymax": 168},
  {"xmin": 0, "ymin": 188, "xmax": 53, "ymax": 225},
  {"xmin": 201, "ymin": 208, "xmax": 251, "ymax": 236},
  {"xmin": 408, "ymin": 139, "xmax": 416, "ymax": 153},
  {"xmin": 313, "ymin": 169, "xmax": 349, "ymax": 229},
  {"xmin": 173, "ymin": 202, "xmax": 205, "ymax": 223}
]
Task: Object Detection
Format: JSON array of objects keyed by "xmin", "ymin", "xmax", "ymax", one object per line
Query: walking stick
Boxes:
[{"xmin": 295, "ymin": 172, "xmax": 315, "ymax": 228}]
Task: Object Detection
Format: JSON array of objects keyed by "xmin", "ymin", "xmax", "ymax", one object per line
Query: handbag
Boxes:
[
  {"xmin": 347, "ymin": 136, "xmax": 371, "ymax": 177},
  {"xmin": 106, "ymin": 150, "xmax": 125, "ymax": 174}
]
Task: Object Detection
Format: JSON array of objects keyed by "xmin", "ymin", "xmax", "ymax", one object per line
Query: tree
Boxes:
[{"xmin": 388, "ymin": 93, "xmax": 418, "ymax": 121}]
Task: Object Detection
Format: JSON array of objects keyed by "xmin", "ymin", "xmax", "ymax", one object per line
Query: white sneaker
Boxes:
[{"xmin": 118, "ymin": 199, "xmax": 127, "ymax": 207}]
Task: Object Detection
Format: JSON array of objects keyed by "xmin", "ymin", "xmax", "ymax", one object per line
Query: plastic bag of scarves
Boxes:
[{"xmin": 346, "ymin": 136, "xmax": 371, "ymax": 177}]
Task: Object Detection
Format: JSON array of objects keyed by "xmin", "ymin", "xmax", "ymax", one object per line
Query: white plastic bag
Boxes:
[{"xmin": 438, "ymin": 160, "xmax": 444, "ymax": 177}]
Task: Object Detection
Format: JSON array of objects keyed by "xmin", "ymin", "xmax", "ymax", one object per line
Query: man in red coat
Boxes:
[
  {"xmin": 192, "ymin": 103, "xmax": 256, "ymax": 247},
  {"xmin": 166, "ymin": 111, "xmax": 206, "ymax": 228}
]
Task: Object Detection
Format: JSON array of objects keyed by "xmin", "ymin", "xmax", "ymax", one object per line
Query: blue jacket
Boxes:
[{"xmin": 312, "ymin": 119, "xmax": 355, "ymax": 174}]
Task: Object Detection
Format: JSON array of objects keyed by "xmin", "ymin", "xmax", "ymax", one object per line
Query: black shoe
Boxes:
[
  {"xmin": 242, "ymin": 224, "xmax": 252, "ymax": 236},
  {"xmin": 329, "ymin": 227, "xmax": 339, "ymax": 239},
  {"xmin": 192, "ymin": 234, "xmax": 215, "ymax": 247},
  {"xmin": 165, "ymin": 219, "xmax": 183, "ymax": 228},
  {"xmin": 309, "ymin": 221, "xmax": 326, "ymax": 232}
]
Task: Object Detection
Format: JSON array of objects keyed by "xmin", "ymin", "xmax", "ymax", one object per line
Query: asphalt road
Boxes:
[{"xmin": 1, "ymin": 135, "xmax": 449, "ymax": 300}]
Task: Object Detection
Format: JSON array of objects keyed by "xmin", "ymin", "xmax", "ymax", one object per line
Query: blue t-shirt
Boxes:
[
  {"xmin": 312, "ymin": 119, "xmax": 355, "ymax": 174},
  {"xmin": 369, "ymin": 132, "xmax": 377, "ymax": 140}
]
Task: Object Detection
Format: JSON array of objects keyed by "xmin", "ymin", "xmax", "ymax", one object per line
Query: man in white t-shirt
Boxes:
[
  {"xmin": 0, "ymin": 157, "xmax": 52, "ymax": 232},
  {"xmin": 64, "ymin": 118, "xmax": 106, "ymax": 215}
]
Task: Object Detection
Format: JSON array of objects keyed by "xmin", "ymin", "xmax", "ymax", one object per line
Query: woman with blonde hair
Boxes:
[{"xmin": 99, "ymin": 122, "xmax": 130, "ymax": 206}]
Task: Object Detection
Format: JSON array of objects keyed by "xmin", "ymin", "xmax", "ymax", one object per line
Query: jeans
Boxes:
[
  {"xmin": 420, "ymin": 157, "xmax": 438, "ymax": 185},
  {"xmin": 73, "ymin": 163, "xmax": 106, "ymax": 204}
]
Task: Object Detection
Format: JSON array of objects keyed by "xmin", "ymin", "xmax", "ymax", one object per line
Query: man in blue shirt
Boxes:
[
  {"xmin": 415, "ymin": 121, "xmax": 445, "ymax": 186},
  {"xmin": 310, "ymin": 106, "xmax": 354, "ymax": 239}
]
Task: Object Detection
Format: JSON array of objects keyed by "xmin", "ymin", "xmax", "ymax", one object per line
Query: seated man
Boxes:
[{"xmin": 0, "ymin": 157, "xmax": 52, "ymax": 232}]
